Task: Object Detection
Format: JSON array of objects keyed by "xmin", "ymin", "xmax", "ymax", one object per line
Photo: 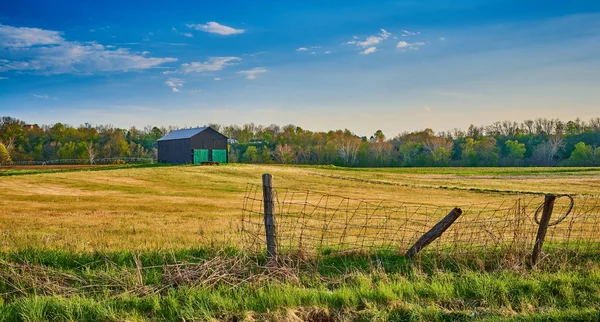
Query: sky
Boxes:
[{"xmin": 1, "ymin": 0, "xmax": 599, "ymax": 137}]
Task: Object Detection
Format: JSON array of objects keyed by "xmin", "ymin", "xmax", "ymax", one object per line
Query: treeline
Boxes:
[{"xmin": 1, "ymin": 116, "xmax": 600, "ymax": 167}]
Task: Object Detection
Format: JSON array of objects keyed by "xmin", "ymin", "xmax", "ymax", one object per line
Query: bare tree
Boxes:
[
  {"xmin": 336, "ymin": 135, "xmax": 361, "ymax": 166},
  {"xmin": 547, "ymin": 135, "xmax": 565, "ymax": 163},
  {"xmin": 274, "ymin": 144, "xmax": 296, "ymax": 164},
  {"xmin": 87, "ymin": 141, "xmax": 96, "ymax": 164}
]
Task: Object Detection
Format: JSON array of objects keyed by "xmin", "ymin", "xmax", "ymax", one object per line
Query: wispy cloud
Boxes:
[
  {"xmin": 325, "ymin": 51, "xmax": 331, "ymax": 54},
  {"xmin": 396, "ymin": 41, "xmax": 425, "ymax": 50},
  {"xmin": 0, "ymin": 77, "xmax": 7, "ymax": 80},
  {"xmin": 439, "ymin": 37, "xmax": 446, "ymax": 41},
  {"xmin": 165, "ymin": 78, "xmax": 184, "ymax": 92},
  {"xmin": 347, "ymin": 29, "xmax": 390, "ymax": 55},
  {"xmin": 32, "ymin": 93, "xmax": 57, "ymax": 100},
  {"xmin": 423, "ymin": 105, "xmax": 431, "ymax": 113},
  {"xmin": 214, "ymin": 77, "xmax": 221, "ymax": 81},
  {"xmin": 401, "ymin": 30, "xmax": 419, "ymax": 37},
  {"xmin": 172, "ymin": 27, "xmax": 194, "ymax": 38},
  {"xmin": 0, "ymin": 24, "xmax": 176, "ymax": 75},
  {"xmin": 360, "ymin": 47, "xmax": 377, "ymax": 55},
  {"xmin": 296, "ymin": 47, "xmax": 308, "ymax": 51},
  {"xmin": 165, "ymin": 57, "xmax": 240, "ymax": 75},
  {"xmin": 238, "ymin": 67, "xmax": 267, "ymax": 80},
  {"xmin": 186, "ymin": 22, "xmax": 244, "ymax": 35}
]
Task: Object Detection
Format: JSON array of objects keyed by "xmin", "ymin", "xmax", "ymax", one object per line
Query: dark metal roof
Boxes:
[{"xmin": 157, "ymin": 127, "xmax": 208, "ymax": 141}]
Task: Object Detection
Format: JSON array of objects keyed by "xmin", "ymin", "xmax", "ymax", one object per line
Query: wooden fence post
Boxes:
[
  {"xmin": 531, "ymin": 194, "xmax": 556, "ymax": 267},
  {"xmin": 262, "ymin": 173, "xmax": 277, "ymax": 260},
  {"xmin": 405, "ymin": 207, "xmax": 463, "ymax": 258}
]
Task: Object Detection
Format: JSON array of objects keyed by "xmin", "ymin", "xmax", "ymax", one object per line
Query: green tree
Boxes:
[
  {"xmin": 0, "ymin": 143, "xmax": 11, "ymax": 164},
  {"xmin": 242, "ymin": 146, "xmax": 259, "ymax": 163},
  {"xmin": 505, "ymin": 140, "xmax": 526, "ymax": 159},
  {"xmin": 566, "ymin": 142, "xmax": 593, "ymax": 165}
]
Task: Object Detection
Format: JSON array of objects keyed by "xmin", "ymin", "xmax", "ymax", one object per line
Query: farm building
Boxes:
[{"xmin": 157, "ymin": 127, "xmax": 228, "ymax": 164}]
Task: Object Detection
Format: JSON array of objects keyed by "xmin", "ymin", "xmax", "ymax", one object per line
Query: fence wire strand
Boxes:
[{"xmin": 242, "ymin": 184, "xmax": 600, "ymax": 261}]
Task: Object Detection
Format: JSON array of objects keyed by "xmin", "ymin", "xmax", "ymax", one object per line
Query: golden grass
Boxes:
[{"xmin": 0, "ymin": 164, "xmax": 598, "ymax": 251}]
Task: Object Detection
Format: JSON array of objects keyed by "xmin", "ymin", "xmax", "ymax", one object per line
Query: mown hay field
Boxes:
[{"xmin": 0, "ymin": 164, "xmax": 598, "ymax": 251}]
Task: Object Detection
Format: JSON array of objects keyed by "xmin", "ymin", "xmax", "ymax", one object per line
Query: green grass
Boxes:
[{"xmin": 0, "ymin": 248, "xmax": 600, "ymax": 321}]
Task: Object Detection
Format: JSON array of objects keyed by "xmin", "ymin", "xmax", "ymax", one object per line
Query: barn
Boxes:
[{"xmin": 157, "ymin": 127, "xmax": 228, "ymax": 164}]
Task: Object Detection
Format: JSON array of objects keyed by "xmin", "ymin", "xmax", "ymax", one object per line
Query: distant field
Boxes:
[{"xmin": 0, "ymin": 164, "xmax": 598, "ymax": 251}]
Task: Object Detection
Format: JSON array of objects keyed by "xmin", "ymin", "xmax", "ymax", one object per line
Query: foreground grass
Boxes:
[{"xmin": 1, "ymin": 248, "xmax": 600, "ymax": 321}]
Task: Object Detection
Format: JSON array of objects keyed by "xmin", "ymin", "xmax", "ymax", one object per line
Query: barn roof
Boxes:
[{"xmin": 157, "ymin": 127, "xmax": 208, "ymax": 141}]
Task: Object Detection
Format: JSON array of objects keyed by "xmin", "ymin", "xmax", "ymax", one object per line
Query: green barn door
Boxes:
[
  {"xmin": 193, "ymin": 149, "xmax": 209, "ymax": 164},
  {"xmin": 212, "ymin": 149, "xmax": 227, "ymax": 163}
]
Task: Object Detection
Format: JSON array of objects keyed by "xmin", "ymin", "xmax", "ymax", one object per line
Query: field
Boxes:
[{"xmin": 1, "ymin": 164, "xmax": 600, "ymax": 321}]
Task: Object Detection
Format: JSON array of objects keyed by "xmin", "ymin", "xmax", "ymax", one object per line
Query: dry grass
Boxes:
[{"xmin": 0, "ymin": 164, "xmax": 598, "ymax": 251}]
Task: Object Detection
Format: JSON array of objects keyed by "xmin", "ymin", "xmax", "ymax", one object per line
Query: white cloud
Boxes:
[
  {"xmin": 32, "ymin": 94, "xmax": 57, "ymax": 100},
  {"xmin": 439, "ymin": 37, "xmax": 446, "ymax": 41},
  {"xmin": 401, "ymin": 30, "xmax": 419, "ymax": 37},
  {"xmin": 356, "ymin": 29, "xmax": 390, "ymax": 47},
  {"xmin": 0, "ymin": 24, "xmax": 63, "ymax": 47},
  {"xmin": 186, "ymin": 22, "xmax": 244, "ymax": 35},
  {"xmin": 396, "ymin": 41, "xmax": 425, "ymax": 50},
  {"xmin": 172, "ymin": 26, "xmax": 194, "ymax": 38},
  {"xmin": 238, "ymin": 67, "xmax": 266, "ymax": 80},
  {"xmin": 0, "ymin": 24, "xmax": 176, "ymax": 75},
  {"xmin": 360, "ymin": 47, "xmax": 377, "ymax": 55},
  {"xmin": 214, "ymin": 77, "xmax": 221, "ymax": 81},
  {"xmin": 0, "ymin": 77, "xmax": 7, "ymax": 80},
  {"xmin": 296, "ymin": 47, "xmax": 308, "ymax": 51},
  {"xmin": 173, "ymin": 57, "xmax": 241, "ymax": 74},
  {"xmin": 325, "ymin": 51, "xmax": 331, "ymax": 54},
  {"xmin": 165, "ymin": 78, "xmax": 184, "ymax": 92}
]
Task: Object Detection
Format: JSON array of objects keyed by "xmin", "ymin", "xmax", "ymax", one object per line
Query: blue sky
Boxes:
[{"xmin": 1, "ymin": 0, "xmax": 599, "ymax": 136}]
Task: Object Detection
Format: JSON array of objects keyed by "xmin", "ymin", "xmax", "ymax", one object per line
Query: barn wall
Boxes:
[
  {"xmin": 157, "ymin": 139, "xmax": 191, "ymax": 164},
  {"xmin": 190, "ymin": 128, "xmax": 228, "ymax": 162}
]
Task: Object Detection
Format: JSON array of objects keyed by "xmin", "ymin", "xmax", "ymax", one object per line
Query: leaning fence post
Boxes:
[
  {"xmin": 405, "ymin": 207, "xmax": 463, "ymax": 258},
  {"xmin": 262, "ymin": 173, "xmax": 277, "ymax": 260},
  {"xmin": 531, "ymin": 194, "xmax": 556, "ymax": 267}
]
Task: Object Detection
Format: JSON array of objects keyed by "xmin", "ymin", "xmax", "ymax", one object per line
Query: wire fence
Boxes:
[
  {"xmin": 242, "ymin": 183, "xmax": 600, "ymax": 263},
  {"xmin": 3, "ymin": 157, "xmax": 154, "ymax": 166}
]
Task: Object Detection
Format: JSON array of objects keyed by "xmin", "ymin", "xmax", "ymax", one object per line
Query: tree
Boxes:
[
  {"xmin": 87, "ymin": 141, "xmax": 96, "ymax": 164},
  {"xmin": 274, "ymin": 144, "xmax": 295, "ymax": 164},
  {"xmin": 398, "ymin": 142, "xmax": 423, "ymax": 166},
  {"xmin": 0, "ymin": 143, "xmax": 11, "ymax": 164},
  {"xmin": 566, "ymin": 142, "xmax": 593, "ymax": 166},
  {"xmin": 335, "ymin": 132, "xmax": 361, "ymax": 166},
  {"xmin": 505, "ymin": 140, "xmax": 526, "ymax": 159},
  {"xmin": 424, "ymin": 137, "xmax": 454, "ymax": 166},
  {"xmin": 242, "ymin": 146, "xmax": 259, "ymax": 163}
]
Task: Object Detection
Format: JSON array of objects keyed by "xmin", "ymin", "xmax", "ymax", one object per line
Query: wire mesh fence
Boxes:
[
  {"xmin": 4, "ymin": 157, "xmax": 155, "ymax": 166},
  {"xmin": 241, "ymin": 182, "xmax": 600, "ymax": 263}
]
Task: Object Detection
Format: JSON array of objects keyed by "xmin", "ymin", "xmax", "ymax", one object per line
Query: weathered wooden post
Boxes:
[
  {"xmin": 531, "ymin": 194, "xmax": 556, "ymax": 267},
  {"xmin": 405, "ymin": 207, "xmax": 463, "ymax": 258},
  {"xmin": 262, "ymin": 173, "xmax": 277, "ymax": 260}
]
